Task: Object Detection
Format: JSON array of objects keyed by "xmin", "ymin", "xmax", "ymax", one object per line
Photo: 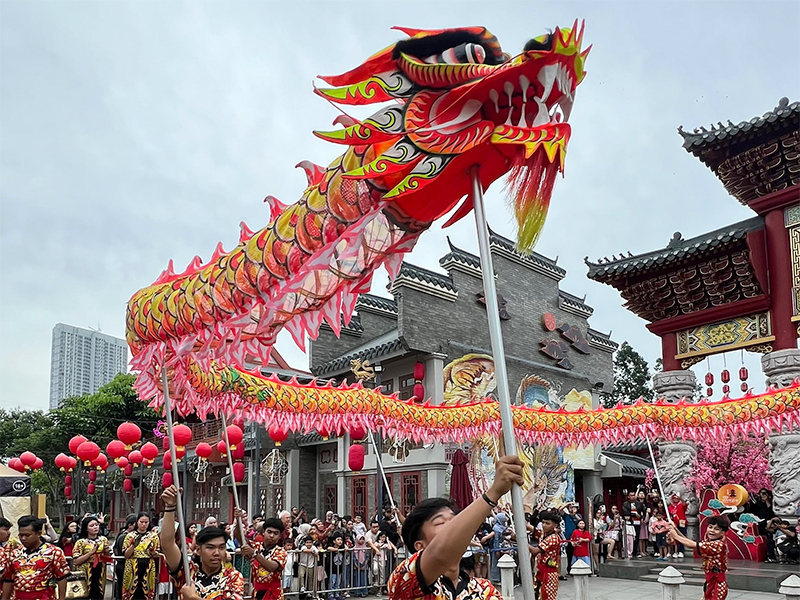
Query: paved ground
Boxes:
[{"xmin": 513, "ymin": 577, "xmax": 782, "ymax": 599}]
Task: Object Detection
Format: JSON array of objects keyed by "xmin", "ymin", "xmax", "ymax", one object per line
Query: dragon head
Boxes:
[{"xmin": 315, "ymin": 24, "xmax": 590, "ymax": 250}]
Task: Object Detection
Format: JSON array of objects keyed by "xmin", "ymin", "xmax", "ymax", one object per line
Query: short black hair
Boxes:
[
  {"xmin": 707, "ymin": 516, "xmax": 730, "ymax": 532},
  {"xmin": 0, "ymin": 517, "xmax": 11, "ymax": 529},
  {"xmin": 262, "ymin": 518, "xmax": 285, "ymax": 533},
  {"xmin": 401, "ymin": 498, "xmax": 456, "ymax": 549},
  {"xmin": 196, "ymin": 526, "xmax": 227, "ymax": 546},
  {"xmin": 538, "ymin": 511, "xmax": 560, "ymax": 525},
  {"xmin": 18, "ymin": 515, "xmax": 43, "ymax": 532}
]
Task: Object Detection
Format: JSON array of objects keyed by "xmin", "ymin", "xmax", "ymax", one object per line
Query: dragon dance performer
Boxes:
[
  {"xmin": 159, "ymin": 485, "xmax": 244, "ymax": 600},
  {"xmin": 528, "ymin": 512, "xmax": 565, "ymax": 600},
  {"xmin": 668, "ymin": 517, "xmax": 730, "ymax": 600},
  {"xmin": 0, "ymin": 518, "xmax": 16, "ymax": 580},
  {"xmin": 237, "ymin": 514, "xmax": 287, "ymax": 600},
  {"xmin": 122, "ymin": 513, "xmax": 160, "ymax": 600},
  {"xmin": 72, "ymin": 515, "xmax": 112, "ymax": 599},
  {"xmin": 387, "ymin": 455, "xmax": 523, "ymax": 600},
  {"xmin": 1, "ymin": 516, "xmax": 69, "ymax": 600}
]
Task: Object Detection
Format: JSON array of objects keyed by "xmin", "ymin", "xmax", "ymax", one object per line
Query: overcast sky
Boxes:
[{"xmin": 1, "ymin": 1, "xmax": 798, "ymax": 411}]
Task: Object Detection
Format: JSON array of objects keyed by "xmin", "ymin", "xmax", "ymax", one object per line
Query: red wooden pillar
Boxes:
[
  {"xmin": 660, "ymin": 332, "xmax": 680, "ymax": 371},
  {"xmin": 764, "ymin": 208, "xmax": 797, "ymax": 350}
]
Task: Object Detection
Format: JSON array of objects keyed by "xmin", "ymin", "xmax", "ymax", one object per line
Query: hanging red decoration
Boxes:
[
  {"xmin": 175, "ymin": 447, "xmax": 187, "ymax": 462},
  {"xmin": 269, "ymin": 424, "xmax": 289, "ymax": 446},
  {"xmin": 116, "ymin": 456, "xmax": 129, "ymax": 469},
  {"xmin": 162, "ymin": 453, "xmax": 172, "ymax": 471},
  {"xmin": 68, "ymin": 435, "xmax": 87, "ymax": 455},
  {"xmin": 739, "ymin": 366, "xmax": 749, "ymax": 381},
  {"xmin": 723, "ymin": 384, "xmax": 731, "ymax": 395},
  {"xmin": 349, "ymin": 424, "xmax": 366, "ymax": 442},
  {"xmin": 172, "ymin": 424, "xmax": 193, "ymax": 449},
  {"xmin": 32, "ymin": 457, "xmax": 43, "ymax": 471},
  {"xmin": 64, "ymin": 475, "xmax": 72, "ymax": 486},
  {"xmin": 92, "ymin": 453, "xmax": 108, "ymax": 472},
  {"xmin": 117, "ymin": 422, "xmax": 142, "ymax": 449},
  {"xmin": 106, "ymin": 440, "xmax": 127, "ymax": 462},
  {"xmin": 721, "ymin": 370, "xmax": 731, "ymax": 384},
  {"xmin": 162, "ymin": 472, "xmax": 173, "ymax": 488},
  {"xmin": 413, "ymin": 383, "xmax": 425, "ymax": 402},
  {"xmin": 20, "ymin": 452, "xmax": 37, "ymax": 468},
  {"xmin": 162, "ymin": 436, "xmax": 170, "ymax": 451},
  {"xmin": 127, "ymin": 450, "xmax": 143, "ymax": 465},
  {"xmin": 140, "ymin": 442, "xmax": 159, "ymax": 462},
  {"xmin": 225, "ymin": 425, "xmax": 244, "ymax": 449},
  {"xmin": 87, "ymin": 483, "xmax": 96, "ymax": 495},
  {"xmin": 413, "ymin": 362, "xmax": 426, "ymax": 403},
  {"xmin": 741, "ymin": 382, "xmax": 749, "ymax": 392},
  {"xmin": 216, "ymin": 440, "xmax": 228, "ymax": 456},
  {"xmin": 8, "ymin": 458, "xmax": 24, "ymax": 473},
  {"xmin": 195, "ymin": 442, "xmax": 213, "ymax": 460},
  {"xmin": 88, "ymin": 470, "xmax": 97, "ymax": 482},
  {"xmin": 348, "ymin": 444, "xmax": 365, "ymax": 472},
  {"xmin": 64, "ymin": 485, "xmax": 72, "ymax": 498},
  {"xmin": 233, "ymin": 416, "xmax": 245, "ymax": 429},
  {"xmin": 705, "ymin": 373, "xmax": 714, "ymax": 387},
  {"xmin": 232, "ymin": 462, "xmax": 245, "ymax": 483},
  {"xmin": 123, "ymin": 478, "xmax": 134, "ymax": 493},
  {"xmin": 413, "ymin": 362, "xmax": 425, "ymax": 381},
  {"xmin": 66, "ymin": 456, "xmax": 77, "ymax": 472},
  {"xmin": 317, "ymin": 425, "xmax": 330, "ymax": 440},
  {"xmin": 77, "ymin": 442, "xmax": 100, "ymax": 466},
  {"xmin": 55, "ymin": 453, "xmax": 71, "ymax": 472},
  {"xmin": 124, "ymin": 464, "xmax": 133, "ymax": 477},
  {"xmin": 706, "ymin": 387, "xmax": 713, "ymax": 397}
]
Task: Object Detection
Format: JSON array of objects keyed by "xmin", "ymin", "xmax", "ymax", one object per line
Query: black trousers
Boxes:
[
  {"xmin": 89, "ymin": 564, "xmax": 105, "ymax": 599},
  {"xmin": 565, "ymin": 543, "xmax": 574, "ymax": 571}
]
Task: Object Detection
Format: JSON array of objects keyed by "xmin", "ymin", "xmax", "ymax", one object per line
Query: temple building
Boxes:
[{"xmin": 586, "ymin": 97, "xmax": 800, "ymax": 528}]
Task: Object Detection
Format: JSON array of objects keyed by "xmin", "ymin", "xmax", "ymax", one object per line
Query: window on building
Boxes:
[
  {"xmin": 192, "ymin": 476, "xmax": 222, "ymax": 523},
  {"xmin": 377, "ymin": 474, "xmax": 393, "ymax": 511},
  {"xmin": 351, "ymin": 476, "xmax": 367, "ymax": 521},
  {"xmin": 380, "ymin": 379, "xmax": 394, "ymax": 394},
  {"xmin": 398, "ymin": 374, "xmax": 416, "ymax": 401},
  {"xmin": 324, "ymin": 485, "xmax": 337, "ymax": 516},
  {"xmin": 401, "ymin": 472, "xmax": 421, "ymax": 515}
]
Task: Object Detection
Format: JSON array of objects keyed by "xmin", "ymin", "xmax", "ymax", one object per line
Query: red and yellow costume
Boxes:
[
  {"xmin": 73, "ymin": 536, "xmax": 111, "ymax": 598},
  {"xmin": 696, "ymin": 539, "xmax": 728, "ymax": 600},
  {"xmin": 122, "ymin": 530, "xmax": 160, "ymax": 600},
  {"xmin": 250, "ymin": 541, "xmax": 287, "ymax": 600},
  {"xmin": 388, "ymin": 551, "xmax": 502, "ymax": 600},
  {"xmin": 534, "ymin": 533, "xmax": 561, "ymax": 600},
  {"xmin": 171, "ymin": 560, "xmax": 244, "ymax": 600},
  {"xmin": 2, "ymin": 542, "xmax": 69, "ymax": 600},
  {"xmin": 0, "ymin": 538, "xmax": 21, "ymax": 577}
]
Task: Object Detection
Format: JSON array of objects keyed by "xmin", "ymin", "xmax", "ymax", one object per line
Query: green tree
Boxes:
[
  {"xmin": 0, "ymin": 374, "xmax": 159, "ymax": 524},
  {"xmin": 602, "ymin": 341, "xmax": 655, "ymax": 408}
]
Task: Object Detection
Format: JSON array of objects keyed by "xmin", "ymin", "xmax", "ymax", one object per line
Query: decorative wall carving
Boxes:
[
  {"xmin": 761, "ymin": 348, "xmax": 800, "ymax": 388},
  {"xmin": 769, "ymin": 433, "xmax": 800, "ymax": 519},
  {"xmin": 658, "ymin": 442, "xmax": 700, "ymax": 521},
  {"xmin": 676, "ymin": 312, "xmax": 773, "ymax": 360},
  {"xmin": 652, "ymin": 370, "xmax": 697, "ymax": 404}
]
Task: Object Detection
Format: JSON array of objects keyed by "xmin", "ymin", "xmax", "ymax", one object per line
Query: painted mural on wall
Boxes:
[{"xmin": 442, "ymin": 354, "xmax": 593, "ymax": 510}]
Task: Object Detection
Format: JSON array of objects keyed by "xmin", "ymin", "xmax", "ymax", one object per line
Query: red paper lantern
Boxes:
[
  {"xmin": 64, "ymin": 485, "xmax": 72, "ymax": 498},
  {"xmin": 705, "ymin": 373, "xmax": 714, "ymax": 387},
  {"xmin": 348, "ymin": 444, "xmax": 365, "ymax": 472},
  {"xmin": 225, "ymin": 425, "xmax": 243, "ymax": 449},
  {"xmin": 124, "ymin": 464, "xmax": 133, "ymax": 477},
  {"xmin": 32, "ymin": 457, "xmax": 43, "ymax": 471},
  {"xmin": 721, "ymin": 369, "xmax": 731, "ymax": 384},
  {"xmin": 77, "ymin": 442, "xmax": 100, "ymax": 466},
  {"xmin": 175, "ymin": 447, "xmax": 187, "ymax": 462},
  {"xmin": 349, "ymin": 424, "xmax": 366, "ymax": 442},
  {"xmin": 741, "ymin": 382, "xmax": 749, "ymax": 392},
  {"xmin": 413, "ymin": 383, "xmax": 425, "ymax": 401},
  {"xmin": 706, "ymin": 387, "xmax": 713, "ymax": 397},
  {"xmin": 162, "ymin": 453, "xmax": 172, "ymax": 471},
  {"xmin": 67, "ymin": 456, "xmax": 77, "ymax": 472},
  {"xmin": 195, "ymin": 442, "xmax": 213, "ymax": 460},
  {"xmin": 55, "ymin": 453, "xmax": 70, "ymax": 471},
  {"xmin": 106, "ymin": 440, "xmax": 127, "ymax": 461},
  {"xmin": 20, "ymin": 452, "xmax": 37, "ymax": 467},
  {"xmin": 231, "ymin": 445, "xmax": 245, "ymax": 460},
  {"xmin": 117, "ymin": 422, "xmax": 142, "ymax": 449},
  {"xmin": 88, "ymin": 470, "xmax": 97, "ymax": 482},
  {"xmin": 128, "ymin": 450, "xmax": 143, "ymax": 465},
  {"xmin": 269, "ymin": 424, "xmax": 288, "ymax": 446},
  {"xmin": 162, "ymin": 437, "xmax": 170, "ymax": 451},
  {"xmin": 233, "ymin": 462, "xmax": 245, "ymax": 483},
  {"xmin": 140, "ymin": 442, "xmax": 159, "ymax": 462},
  {"xmin": 317, "ymin": 425, "xmax": 330, "ymax": 440},
  {"xmin": 92, "ymin": 453, "xmax": 108, "ymax": 472},
  {"xmin": 69, "ymin": 435, "xmax": 87, "ymax": 455},
  {"xmin": 64, "ymin": 475, "xmax": 72, "ymax": 486},
  {"xmin": 414, "ymin": 362, "xmax": 425, "ymax": 381},
  {"xmin": 116, "ymin": 456, "xmax": 129, "ymax": 469},
  {"xmin": 8, "ymin": 458, "xmax": 24, "ymax": 472},
  {"xmin": 87, "ymin": 483, "xmax": 95, "ymax": 495},
  {"xmin": 173, "ymin": 424, "xmax": 193, "ymax": 449},
  {"xmin": 739, "ymin": 367, "xmax": 749, "ymax": 381},
  {"xmin": 123, "ymin": 478, "xmax": 134, "ymax": 493},
  {"xmin": 162, "ymin": 472, "xmax": 173, "ymax": 488},
  {"xmin": 216, "ymin": 441, "xmax": 228, "ymax": 456},
  {"xmin": 722, "ymin": 384, "xmax": 731, "ymax": 395}
]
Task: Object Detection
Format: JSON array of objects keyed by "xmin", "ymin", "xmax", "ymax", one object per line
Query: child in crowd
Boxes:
[
  {"xmin": 283, "ymin": 539, "xmax": 296, "ymax": 594},
  {"xmin": 669, "ymin": 517, "xmax": 730, "ymax": 600},
  {"xmin": 569, "ymin": 519, "xmax": 591, "ymax": 566},
  {"xmin": 298, "ymin": 537, "xmax": 318, "ymax": 595},
  {"xmin": 649, "ymin": 512, "xmax": 670, "ymax": 561}
]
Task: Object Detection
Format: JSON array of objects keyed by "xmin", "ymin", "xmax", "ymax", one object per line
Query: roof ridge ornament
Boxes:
[{"xmin": 666, "ymin": 232, "xmax": 684, "ymax": 249}]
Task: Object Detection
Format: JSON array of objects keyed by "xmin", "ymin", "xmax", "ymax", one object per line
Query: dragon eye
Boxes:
[{"xmin": 423, "ymin": 42, "xmax": 486, "ymax": 65}]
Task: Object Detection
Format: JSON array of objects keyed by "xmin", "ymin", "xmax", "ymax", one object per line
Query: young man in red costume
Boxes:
[
  {"xmin": 387, "ymin": 455, "xmax": 524, "ymax": 600},
  {"xmin": 240, "ymin": 516, "xmax": 287, "ymax": 600},
  {"xmin": 668, "ymin": 516, "xmax": 730, "ymax": 600},
  {"xmin": 528, "ymin": 512, "xmax": 562, "ymax": 600},
  {"xmin": 1, "ymin": 516, "xmax": 69, "ymax": 600}
]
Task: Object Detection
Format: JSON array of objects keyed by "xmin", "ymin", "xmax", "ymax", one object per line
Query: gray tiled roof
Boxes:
[
  {"xmin": 586, "ymin": 216, "xmax": 763, "ymax": 281},
  {"xmin": 603, "ymin": 451, "xmax": 653, "ymax": 477},
  {"xmin": 678, "ymin": 97, "xmax": 799, "ymax": 156},
  {"xmin": 355, "ymin": 293, "xmax": 398, "ymax": 316},
  {"xmin": 587, "ymin": 328, "xmax": 619, "ymax": 352},
  {"xmin": 558, "ymin": 290, "xmax": 594, "ymax": 318},
  {"xmin": 395, "ymin": 263, "xmax": 456, "ymax": 292},
  {"xmin": 488, "ymin": 227, "xmax": 567, "ymax": 280},
  {"xmin": 440, "ymin": 237, "xmax": 482, "ymax": 271},
  {"xmin": 312, "ymin": 331, "xmax": 406, "ymax": 376}
]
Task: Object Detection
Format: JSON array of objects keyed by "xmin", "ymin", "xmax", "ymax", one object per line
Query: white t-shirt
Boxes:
[{"xmin": 284, "ymin": 551, "xmax": 295, "ymax": 577}]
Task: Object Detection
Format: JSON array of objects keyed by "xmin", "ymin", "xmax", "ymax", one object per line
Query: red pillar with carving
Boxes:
[{"xmin": 764, "ymin": 207, "xmax": 797, "ymax": 350}]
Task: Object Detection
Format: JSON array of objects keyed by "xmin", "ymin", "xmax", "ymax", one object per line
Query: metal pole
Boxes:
[
  {"xmin": 161, "ymin": 367, "xmax": 193, "ymax": 585},
  {"xmin": 220, "ymin": 414, "xmax": 248, "ymax": 542},
  {"xmin": 469, "ymin": 165, "xmax": 534, "ymax": 600},
  {"xmin": 182, "ymin": 455, "xmax": 188, "ymax": 521},
  {"xmin": 646, "ymin": 437, "xmax": 669, "ymax": 508},
  {"xmin": 74, "ymin": 462, "xmax": 81, "ymax": 517},
  {"xmin": 367, "ymin": 430, "xmax": 397, "ymax": 515},
  {"xmin": 101, "ymin": 471, "xmax": 107, "ymax": 515},
  {"xmin": 374, "ymin": 367, "xmax": 384, "ymax": 520},
  {"xmin": 253, "ymin": 424, "xmax": 261, "ymax": 516},
  {"xmin": 137, "ymin": 462, "xmax": 145, "ymax": 514}
]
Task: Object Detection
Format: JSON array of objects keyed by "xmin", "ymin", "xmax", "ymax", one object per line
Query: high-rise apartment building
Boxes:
[{"xmin": 49, "ymin": 323, "xmax": 128, "ymax": 409}]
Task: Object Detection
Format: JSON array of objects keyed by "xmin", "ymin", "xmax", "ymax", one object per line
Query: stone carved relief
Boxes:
[
  {"xmin": 769, "ymin": 433, "xmax": 800, "ymax": 518},
  {"xmin": 762, "ymin": 348, "xmax": 800, "ymax": 388},
  {"xmin": 658, "ymin": 442, "xmax": 700, "ymax": 518},
  {"xmin": 653, "ymin": 370, "xmax": 697, "ymax": 404}
]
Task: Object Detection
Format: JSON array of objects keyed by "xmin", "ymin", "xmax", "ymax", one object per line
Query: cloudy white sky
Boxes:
[{"xmin": 1, "ymin": 1, "xmax": 798, "ymax": 411}]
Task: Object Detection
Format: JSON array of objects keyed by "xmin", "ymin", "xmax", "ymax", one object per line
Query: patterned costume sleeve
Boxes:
[
  {"xmin": 149, "ymin": 533, "xmax": 161, "ymax": 557},
  {"xmin": 122, "ymin": 532, "xmax": 133, "ymax": 552},
  {"xmin": 73, "ymin": 539, "xmax": 85, "ymax": 558},
  {"xmin": 387, "ymin": 551, "xmax": 430, "ymax": 600},
  {"xmin": 0, "ymin": 547, "xmax": 8, "ymax": 578},
  {"xmin": 271, "ymin": 546, "xmax": 288, "ymax": 570},
  {"xmin": 228, "ymin": 569, "xmax": 245, "ymax": 600},
  {"xmin": 51, "ymin": 546, "xmax": 70, "ymax": 579},
  {"xmin": 697, "ymin": 540, "xmax": 725, "ymax": 559},
  {"xmin": 2, "ymin": 551, "xmax": 14, "ymax": 582}
]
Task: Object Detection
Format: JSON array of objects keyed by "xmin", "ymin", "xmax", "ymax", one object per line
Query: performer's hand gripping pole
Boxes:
[
  {"xmin": 220, "ymin": 414, "xmax": 249, "ymax": 543},
  {"xmin": 161, "ymin": 366, "xmax": 193, "ymax": 586},
  {"xmin": 470, "ymin": 166, "xmax": 534, "ymax": 600}
]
